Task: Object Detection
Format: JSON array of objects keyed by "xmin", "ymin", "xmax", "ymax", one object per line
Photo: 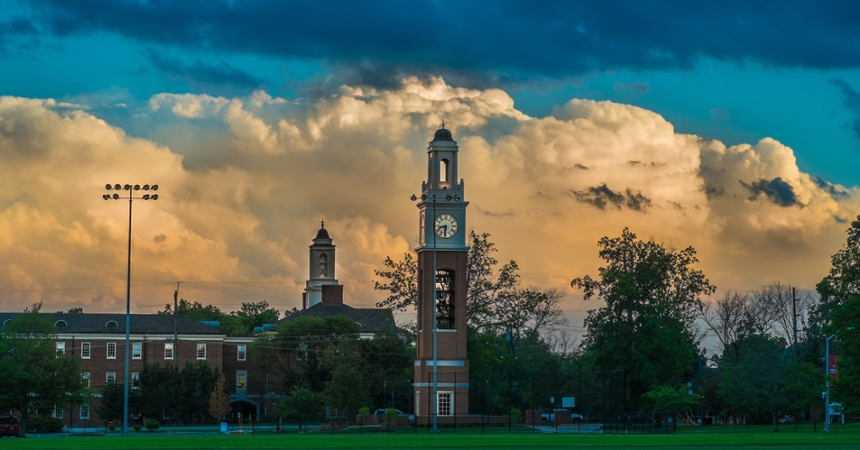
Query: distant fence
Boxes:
[{"xmin": 273, "ymin": 369, "xmax": 675, "ymax": 435}]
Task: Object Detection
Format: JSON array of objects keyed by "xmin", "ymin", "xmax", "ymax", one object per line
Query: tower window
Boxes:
[
  {"xmin": 435, "ymin": 270, "xmax": 455, "ymax": 329},
  {"xmin": 440, "ymin": 159, "xmax": 449, "ymax": 182},
  {"xmin": 319, "ymin": 253, "xmax": 328, "ymax": 278}
]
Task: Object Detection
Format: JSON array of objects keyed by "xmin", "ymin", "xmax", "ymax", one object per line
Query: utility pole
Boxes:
[
  {"xmin": 174, "ymin": 282, "xmax": 180, "ymax": 368},
  {"xmin": 792, "ymin": 287, "xmax": 798, "ymax": 349}
]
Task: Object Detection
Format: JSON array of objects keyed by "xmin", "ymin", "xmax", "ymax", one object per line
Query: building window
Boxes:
[
  {"xmin": 435, "ymin": 270, "xmax": 455, "ymax": 329},
  {"xmin": 164, "ymin": 343, "xmax": 174, "ymax": 360},
  {"xmin": 197, "ymin": 343, "xmax": 206, "ymax": 360},
  {"xmin": 236, "ymin": 370, "xmax": 247, "ymax": 390},
  {"xmin": 107, "ymin": 342, "xmax": 117, "ymax": 359},
  {"xmin": 132, "ymin": 372, "xmax": 140, "ymax": 389},
  {"xmin": 132, "ymin": 342, "xmax": 142, "ymax": 359},
  {"xmin": 53, "ymin": 405, "xmax": 63, "ymax": 419},
  {"xmin": 106, "ymin": 372, "xmax": 116, "ymax": 384},
  {"xmin": 437, "ymin": 392, "xmax": 453, "ymax": 417},
  {"xmin": 81, "ymin": 342, "xmax": 91, "ymax": 359},
  {"xmin": 82, "ymin": 372, "xmax": 90, "ymax": 388},
  {"xmin": 237, "ymin": 345, "xmax": 247, "ymax": 361},
  {"xmin": 80, "ymin": 404, "xmax": 90, "ymax": 420},
  {"xmin": 56, "ymin": 342, "xmax": 65, "ymax": 356}
]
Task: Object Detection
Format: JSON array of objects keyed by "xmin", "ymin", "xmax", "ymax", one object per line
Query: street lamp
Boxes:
[
  {"xmin": 103, "ymin": 183, "xmax": 159, "ymax": 435},
  {"xmin": 825, "ymin": 327, "xmax": 853, "ymax": 433}
]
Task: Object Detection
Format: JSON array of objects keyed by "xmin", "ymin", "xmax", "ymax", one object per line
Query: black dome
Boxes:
[
  {"xmin": 433, "ymin": 128, "xmax": 454, "ymax": 141},
  {"xmin": 315, "ymin": 221, "xmax": 331, "ymax": 240}
]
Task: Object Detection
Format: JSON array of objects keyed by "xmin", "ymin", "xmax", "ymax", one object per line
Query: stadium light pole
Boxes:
[{"xmin": 103, "ymin": 183, "xmax": 159, "ymax": 435}]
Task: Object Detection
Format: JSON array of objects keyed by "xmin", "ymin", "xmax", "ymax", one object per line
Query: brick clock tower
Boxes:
[{"xmin": 414, "ymin": 127, "xmax": 469, "ymax": 423}]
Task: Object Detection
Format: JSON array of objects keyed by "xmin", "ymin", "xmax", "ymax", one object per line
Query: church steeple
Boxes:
[
  {"xmin": 303, "ymin": 221, "xmax": 341, "ymax": 309},
  {"xmin": 416, "ymin": 126, "xmax": 469, "ymax": 250}
]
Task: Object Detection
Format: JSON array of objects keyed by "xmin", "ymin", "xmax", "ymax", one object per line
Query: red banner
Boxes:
[{"xmin": 829, "ymin": 355, "xmax": 839, "ymax": 382}]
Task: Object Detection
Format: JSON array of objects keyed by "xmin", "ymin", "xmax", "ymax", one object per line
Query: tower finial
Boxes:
[
  {"xmin": 441, "ymin": 120, "xmax": 445, "ymax": 130},
  {"xmin": 321, "ymin": 220, "xmax": 324, "ymax": 229}
]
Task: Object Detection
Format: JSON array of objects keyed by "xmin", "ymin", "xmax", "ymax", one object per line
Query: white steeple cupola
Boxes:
[
  {"xmin": 425, "ymin": 126, "xmax": 460, "ymax": 192},
  {"xmin": 303, "ymin": 221, "xmax": 342, "ymax": 309},
  {"xmin": 416, "ymin": 126, "xmax": 469, "ymax": 251}
]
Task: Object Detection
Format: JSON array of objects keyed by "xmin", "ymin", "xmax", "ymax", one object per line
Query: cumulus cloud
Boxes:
[{"xmin": 1, "ymin": 77, "xmax": 859, "ymax": 323}]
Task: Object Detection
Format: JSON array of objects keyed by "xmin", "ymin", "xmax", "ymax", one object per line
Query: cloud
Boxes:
[
  {"xmin": 613, "ymin": 81, "xmax": 650, "ymax": 99},
  {"xmin": 740, "ymin": 177, "xmax": 801, "ymax": 207},
  {"xmin": 21, "ymin": 1, "xmax": 860, "ymax": 87},
  {"xmin": 811, "ymin": 174, "xmax": 850, "ymax": 200},
  {"xmin": 148, "ymin": 52, "xmax": 266, "ymax": 93},
  {"xmin": 830, "ymin": 78, "xmax": 860, "ymax": 143},
  {"xmin": 1, "ymin": 77, "xmax": 859, "ymax": 322},
  {"xmin": 567, "ymin": 184, "xmax": 652, "ymax": 212}
]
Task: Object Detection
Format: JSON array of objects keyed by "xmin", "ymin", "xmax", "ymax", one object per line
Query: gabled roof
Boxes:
[
  {"xmin": 280, "ymin": 304, "xmax": 398, "ymax": 335},
  {"xmin": 0, "ymin": 312, "xmax": 223, "ymax": 335}
]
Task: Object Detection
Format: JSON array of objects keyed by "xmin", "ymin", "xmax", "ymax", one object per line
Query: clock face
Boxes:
[{"xmin": 434, "ymin": 213, "xmax": 458, "ymax": 239}]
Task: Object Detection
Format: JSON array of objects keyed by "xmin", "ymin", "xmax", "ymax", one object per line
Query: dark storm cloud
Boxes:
[
  {"xmin": 567, "ymin": 184, "xmax": 651, "ymax": 212},
  {"xmin": 24, "ymin": 0, "xmax": 860, "ymax": 87},
  {"xmin": 148, "ymin": 53, "xmax": 266, "ymax": 92},
  {"xmin": 810, "ymin": 174, "xmax": 850, "ymax": 200},
  {"xmin": 740, "ymin": 177, "xmax": 800, "ymax": 207},
  {"xmin": 830, "ymin": 78, "xmax": 860, "ymax": 142}
]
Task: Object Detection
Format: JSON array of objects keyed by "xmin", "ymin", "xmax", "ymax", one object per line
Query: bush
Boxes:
[
  {"xmin": 509, "ymin": 408, "xmax": 523, "ymax": 424},
  {"xmin": 107, "ymin": 422, "xmax": 116, "ymax": 432},
  {"xmin": 358, "ymin": 407, "xmax": 370, "ymax": 415},
  {"xmin": 27, "ymin": 415, "xmax": 65, "ymax": 433},
  {"xmin": 144, "ymin": 418, "xmax": 160, "ymax": 432},
  {"xmin": 133, "ymin": 424, "xmax": 142, "ymax": 432}
]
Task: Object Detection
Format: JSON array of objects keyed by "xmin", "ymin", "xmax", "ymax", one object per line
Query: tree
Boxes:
[
  {"xmin": 0, "ymin": 303, "xmax": 90, "ymax": 436},
  {"xmin": 253, "ymin": 315, "xmax": 361, "ymax": 395},
  {"xmin": 137, "ymin": 362, "xmax": 218, "ymax": 424},
  {"xmin": 278, "ymin": 387, "xmax": 324, "ymax": 417},
  {"xmin": 571, "ymin": 228, "xmax": 715, "ymax": 408},
  {"xmin": 322, "ymin": 340, "xmax": 371, "ymax": 418},
  {"xmin": 817, "ymin": 217, "xmax": 860, "ymax": 415},
  {"xmin": 158, "ymin": 299, "xmax": 286, "ymax": 336},
  {"xmin": 718, "ymin": 334, "xmax": 818, "ymax": 431},
  {"xmin": 208, "ymin": 374, "xmax": 231, "ymax": 423},
  {"xmin": 644, "ymin": 384, "xmax": 700, "ymax": 413}
]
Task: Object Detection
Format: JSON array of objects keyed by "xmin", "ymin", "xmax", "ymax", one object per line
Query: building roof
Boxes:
[
  {"xmin": 0, "ymin": 312, "xmax": 223, "ymax": 335},
  {"xmin": 281, "ymin": 304, "xmax": 398, "ymax": 335}
]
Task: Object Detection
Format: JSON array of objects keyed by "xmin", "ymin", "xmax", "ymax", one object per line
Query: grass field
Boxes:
[{"xmin": 2, "ymin": 423, "xmax": 858, "ymax": 449}]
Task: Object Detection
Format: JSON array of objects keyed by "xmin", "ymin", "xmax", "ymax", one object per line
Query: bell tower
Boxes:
[
  {"xmin": 414, "ymin": 126, "xmax": 470, "ymax": 423},
  {"xmin": 303, "ymin": 221, "xmax": 342, "ymax": 309}
]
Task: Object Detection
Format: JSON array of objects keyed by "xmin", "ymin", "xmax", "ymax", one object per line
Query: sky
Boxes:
[{"xmin": 2, "ymin": 1, "xmax": 860, "ymax": 348}]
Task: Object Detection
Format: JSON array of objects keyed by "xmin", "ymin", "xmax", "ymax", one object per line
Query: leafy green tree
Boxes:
[
  {"xmin": 358, "ymin": 326, "xmax": 414, "ymax": 412},
  {"xmin": 322, "ymin": 340, "xmax": 371, "ymax": 418},
  {"xmin": 571, "ymin": 228, "xmax": 715, "ymax": 408},
  {"xmin": 96, "ymin": 380, "xmax": 141, "ymax": 424},
  {"xmin": 0, "ymin": 303, "xmax": 90, "ymax": 436},
  {"xmin": 817, "ymin": 217, "xmax": 860, "ymax": 415},
  {"xmin": 159, "ymin": 299, "xmax": 287, "ymax": 336},
  {"xmin": 253, "ymin": 315, "xmax": 361, "ymax": 395},
  {"xmin": 136, "ymin": 362, "xmax": 218, "ymax": 424},
  {"xmin": 278, "ymin": 387, "xmax": 324, "ymax": 417},
  {"xmin": 718, "ymin": 334, "xmax": 818, "ymax": 431},
  {"xmin": 644, "ymin": 384, "xmax": 700, "ymax": 413}
]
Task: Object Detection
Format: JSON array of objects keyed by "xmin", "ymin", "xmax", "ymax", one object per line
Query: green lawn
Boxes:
[{"xmin": 2, "ymin": 424, "xmax": 858, "ymax": 450}]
